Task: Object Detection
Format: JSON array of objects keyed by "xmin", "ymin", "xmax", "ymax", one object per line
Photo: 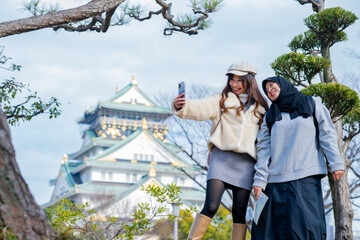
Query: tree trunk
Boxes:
[
  {"xmin": 0, "ymin": 108, "xmax": 54, "ymax": 239},
  {"xmin": 317, "ymin": 0, "xmax": 325, "ymax": 12},
  {"xmin": 328, "ymin": 121, "xmax": 354, "ymax": 239},
  {"xmin": 321, "ymin": 44, "xmax": 337, "ymax": 83},
  {"xmin": 317, "ymin": 3, "xmax": 353, "ymax": 239}
]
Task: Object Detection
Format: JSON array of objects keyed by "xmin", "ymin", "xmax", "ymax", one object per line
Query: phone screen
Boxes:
[{"xmin": 178, "ymin": 81, "xmax": 185, "ymax": 97}]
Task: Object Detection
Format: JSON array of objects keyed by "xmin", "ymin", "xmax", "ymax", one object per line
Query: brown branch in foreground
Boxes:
[
  {"xmin": 53, "ymin": 5, "xmax": 119, "ymax": 33},
  {"xmin": 0, "ymin": 0, "xmax": 126, "ymax": 38}
]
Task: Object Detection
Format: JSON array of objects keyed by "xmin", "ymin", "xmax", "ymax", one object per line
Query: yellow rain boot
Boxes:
[
  {"xmin": 187, "ymin": 213, "xmax": 212, "ymax": 240},
  {"xmin": 231, "ymin": 223, "xmax": 247, "ymax": 240}
]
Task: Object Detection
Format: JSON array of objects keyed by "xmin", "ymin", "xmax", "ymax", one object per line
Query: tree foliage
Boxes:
[
  {"xmin": 272, "ymin": 52, "xmax": 329, "ymax": 87},
  {"xmin": 301, "ymin": 83, "xmax": 360, "ymax": 121},
  {"xmin": 0, "ymin": 227, "xmax": 17, "ymax": 240},
  {"xmin": 288, "ymin": 30, "xmax": 320, "ymax": 55},
  {"xmin": 24, "ymin": 0, "xmax": 60, "ymax": 16},
  {"xmin": 0, "ymin": 46, "xmax": 61, "ymax": 126},
  {"xmin": 46, "ymin": 183, "xmax": 194, "ymax": 240},
  {"xmin": 304, "ymin": 7, "xmax": 358, "ymax": 48}
]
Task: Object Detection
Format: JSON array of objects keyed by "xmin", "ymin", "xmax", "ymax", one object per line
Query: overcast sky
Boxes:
[{"xmin": 0, "ymin": 0, "xmax": 359, "ymax": 207}]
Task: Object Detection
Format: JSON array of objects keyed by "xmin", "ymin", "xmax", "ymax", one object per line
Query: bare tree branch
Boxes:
[
  {"xmin": 156, "ymin": 0, "xmax": 214, "ymax": 36},
  {"xmin": 129, "ymin": 9, "xmax": 162, "ymax": 21},
  {"xmin": 323, "ymin": 188, "xmax": 332, "ymax": 202},
  {"xmin": 128, "ymin": 0, "xmax": 213, "ymax": 36},
  {"xmin": 295, "ymin": 0, "xmax": 322, "ymax": 12},
  {"xmin": 176, "ymin": 167, "xmax": 232, "ymax": 212},
  {"xmin": 325, "ymin": 206, "xmax": 333, "ymax": 215}
]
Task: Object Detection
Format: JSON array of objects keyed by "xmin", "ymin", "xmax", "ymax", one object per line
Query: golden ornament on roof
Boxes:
[{"xmin": 142, "ymin": 118, "xmax": 148, "ymax": 129}]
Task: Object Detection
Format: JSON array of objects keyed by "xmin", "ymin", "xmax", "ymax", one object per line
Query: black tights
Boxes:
[{"xmin": 200, "ymin": 179, "xmax": 251, "ymax": 224}]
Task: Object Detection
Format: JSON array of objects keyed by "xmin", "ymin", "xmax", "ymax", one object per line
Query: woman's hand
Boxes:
[
  {"xmin": 253, "ymin": 186, "xmax": 263, "ymax": 201},
  {"xmin": 333, "ymin": 170, "xmax": 344, "ymax": 181},
  {"xmin": 174, "ymin": 93, "xmax": 186, "ymax": 110}
]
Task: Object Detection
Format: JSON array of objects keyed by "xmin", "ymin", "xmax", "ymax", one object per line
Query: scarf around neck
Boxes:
[
  {"xmin": 238, "ymin": 93, "xmax": 255, "ymax": 113},
  {"xmin": 262, "ymin": 76, "xmax": 313, "ymax": 132}
]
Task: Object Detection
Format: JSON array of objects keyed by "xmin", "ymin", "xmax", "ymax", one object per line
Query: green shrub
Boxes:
[{"xmin": 301, "ymin": 83, "xmax": 360, "ymax": 121}]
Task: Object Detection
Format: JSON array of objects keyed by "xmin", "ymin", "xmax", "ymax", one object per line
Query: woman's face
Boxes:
[
  {"xmin": 265, "ymin": 81, "xmax": 281, "ymax": 101},
  {"xmin": 229, "ymin": 75, "xmax": 247, "ymax": 95}
]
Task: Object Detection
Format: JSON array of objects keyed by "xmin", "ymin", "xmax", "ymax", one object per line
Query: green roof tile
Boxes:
[
  {"xmin": 68, "ymin": 137, "xmax": 118, "ymax": 159},
  {"xmin": 98, "ymin": 101, "xmax": 171, "ymax": 114},
  {"xmin": 61, "ymin": 163, "xmax": 76, "ymax": 188}
]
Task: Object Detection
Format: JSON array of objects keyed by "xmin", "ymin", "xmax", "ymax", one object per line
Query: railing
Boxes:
[{"xmin": 95, "ymin": 117, "xmax": 169, "ymax": 129}]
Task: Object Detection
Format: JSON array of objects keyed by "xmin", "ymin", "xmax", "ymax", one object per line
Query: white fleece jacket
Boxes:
[{"xmin": 172, "ymin": 92, "xmax": 266, "ymax": 160}]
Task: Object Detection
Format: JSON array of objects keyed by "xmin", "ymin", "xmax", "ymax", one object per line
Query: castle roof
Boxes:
[{"xmin": 77, "ymin": 75, "xmax": 171, "ymax": 124}]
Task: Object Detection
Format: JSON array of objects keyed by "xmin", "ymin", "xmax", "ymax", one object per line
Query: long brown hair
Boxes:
[{"xmin": 219, "ymin": 73, "xmax": 269, "ymax": 125}]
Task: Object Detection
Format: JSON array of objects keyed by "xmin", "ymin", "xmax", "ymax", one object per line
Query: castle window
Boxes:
[
  {"xmin": 108, "ymin": 172, "xmax": 113, "ymax": 181},
  {"xmin": 145, "ymin": 154, "xmax": 148, "ymax": 161},
  {"xmin": 132, "ymin": 173, "xmax": 137, "ymax": 183},
  {"xmin": 150, "ymin": 155, "xmax": 154, "ymax": 161},
  {"xmin": 101, "ymin": 171, "xmax": 106, "ymax": 181},
  {"xmin": 134, "ymin": 153, "xmax": 138, "ymax": 160},
  {"xmin": 139, "ymin": 154, "xmax": 143, "ymax": 160},
  {"xmin": 126, "ymin": 173, "xmax": 130, "ymax": 182}
]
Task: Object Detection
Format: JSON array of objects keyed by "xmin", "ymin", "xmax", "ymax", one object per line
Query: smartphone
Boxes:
[{"xmin": 178, "ymin": 81, "xmax": 185, "ymax": 97}]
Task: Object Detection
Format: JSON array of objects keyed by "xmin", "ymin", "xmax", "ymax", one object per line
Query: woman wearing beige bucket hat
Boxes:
[{"xmin": 172, "ymin": 61, "xmax": 269, "ymax": 240}]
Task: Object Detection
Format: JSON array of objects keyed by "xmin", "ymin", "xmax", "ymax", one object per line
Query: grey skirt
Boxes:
[{"xmin": 207, "ymin": 147, "xmax": 256, "ymax": 191}]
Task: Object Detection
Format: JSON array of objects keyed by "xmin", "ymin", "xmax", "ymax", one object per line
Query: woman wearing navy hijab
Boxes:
[{"xmin": 251, "ymin": 76, "xmax": 344, "ymax": 239}]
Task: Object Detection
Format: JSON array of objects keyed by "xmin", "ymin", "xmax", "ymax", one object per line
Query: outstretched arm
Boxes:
[{"xmin": 172, "ymin": 94, "xmax": 220, "ymax": 121}]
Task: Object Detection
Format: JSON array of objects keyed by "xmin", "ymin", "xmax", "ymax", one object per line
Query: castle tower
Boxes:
[{"xmin": 43, "ymin": 76, "xmax": 205, "ymax": 217}]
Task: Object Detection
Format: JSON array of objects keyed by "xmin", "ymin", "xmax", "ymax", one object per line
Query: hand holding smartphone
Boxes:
[{"xmin": 174, "ymin": 81, "xmax": 186, "ymax": 110}]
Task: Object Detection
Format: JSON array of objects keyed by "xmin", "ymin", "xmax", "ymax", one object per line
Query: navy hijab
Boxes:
[{"xmin": 262, "ymin": 76, "xmax": 313, "ymax": 132}]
